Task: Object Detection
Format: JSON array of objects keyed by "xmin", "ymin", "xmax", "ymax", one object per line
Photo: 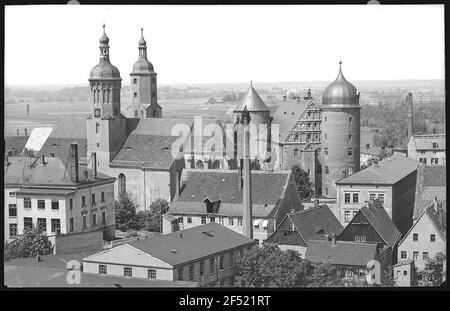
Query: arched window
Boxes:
[
  {"xmin": 196, "ymin": 160, "xmax": 204, "ymax": 169},
  {"xmin": 118, "ymin": 173, "xmax": 126, "ymax": 194},
  {"xmin": 212, "ymin": 160, "xmax": 221, "ymax": 170}
]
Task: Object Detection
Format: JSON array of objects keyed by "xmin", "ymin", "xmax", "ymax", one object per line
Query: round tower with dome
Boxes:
[{"xmin": 320, "ymin": 61, "xmax": 361, "ymax": 198}]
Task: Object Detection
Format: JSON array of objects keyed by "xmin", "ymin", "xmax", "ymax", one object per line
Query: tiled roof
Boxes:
[
  {"xmin": 411, "ymin": 134, "xmax": 446, "ymax": 150},
  {"xmin": 130, "ymin": 118, "xmax": 192, "ymax": 136},
  {"xmin": 49, "ymin": 117, "xmax": 87, "ymax": 139},
  {"xmin": 169, "ymin": 169, "xmax": 299, "ymax": 217},
  {"xmin": 413, "ymin": 164, "xmax": 446, "ymax": 219},
  {"xmin": 233, "ymin": 85, "xmax": 270, "ymax": 112},
  {"xmin": 306, "ymin": 240, "xmax": 378, "ymax": 267},
  {"xmin": 359, "ymin": 199, "xmax": 401, "ymax": 248},
  {"xmin": 124, "ymin": 223, "xmax": 256, "ymax": 266},
  {"xmin": 37, "ymin": 137, "xmax": 88, "ymax": 162},
  {"xmin": 288, "ymin": 205, "xmax": 343, "ymax": 243},
  {"xmin": 336, "ymin": 154, "xmax": 419, "ymax": 185},
  {"xmin": 425, "ymin": 203, "xmax": 446, "ymax": 240},
  {"xmin": 271, "ymin": 100, "xmax": 309, "ymax": 143},
  {"xmin": 4, "ymin": 136, "xmax": 29, "ymax": 155},
  {"xmin": 110, "ymin": 135, "xmax": 179, "ymax": 170}
]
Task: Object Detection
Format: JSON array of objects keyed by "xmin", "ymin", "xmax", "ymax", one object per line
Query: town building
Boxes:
[
  {"xmin": 335, "ymin": 154, "xmax": 419, "ymax": 235},
  {"xmin": 165, "ymin": 169, "xmax": 303, "ymax": 245},
  {"xmin": 305, "ymin": 239, "xmax": 380, "ymax": 282},
  {"xmin": 265, "ymin": 204, "xmax": 343, "ymax": 258},
  {"xmin": 393, "ymin": 260, "xmax": 416, "ymax": 287},
  {"xmin": 82, "ymin": 222, "xmax": 257, "ymax": 287},
  {"xmin": 397, "ymin": 200, "xmax": 446, "ymax": 271},
  {"xmin": 407, "ymin": 134, "xmax": 446, "ymax": 165},
  {"xmin": 4, "ymin": 144, "xmax": 116, "ymax": 242},
  {"xmin": 337, "ymin": 199, "xmax": 402, "ymax": 267}
]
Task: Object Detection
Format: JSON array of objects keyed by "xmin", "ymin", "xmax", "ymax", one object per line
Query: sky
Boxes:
[{"xmin": 4, "ymin": 5, "xmax": 445, "ymax": 86}]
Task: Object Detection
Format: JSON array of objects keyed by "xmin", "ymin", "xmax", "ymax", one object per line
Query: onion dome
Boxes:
[
  {"xmin": 322, "ymin": 61, "xmax": 359, "ymax": 106},
  {"xmin": 89, "ymin": 24, "xmax": 121, "ymax": 80},
  {"xmin": 131, "ymin": 28, "xmax": 154, "ymax": 74},
  {"xmin": 138, "ymin": 27, "xmax": 147, "ymax": 46},
  {"xmin": 234, "ymin": 82, "xmax": 270, "ymax": 112}
]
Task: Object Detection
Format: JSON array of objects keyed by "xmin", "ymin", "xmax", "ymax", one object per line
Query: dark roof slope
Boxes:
[
  {"xmin": 37, "ymin": 137, "xmax": 88, "ymax": 162},
  {"xmin": 49, "ymin": 117, "xmax": 87, "ymax": 139},
  {"xmin": 306, "ymin": 240, "xmax": 378, "ymax": 267},
  {"xmin": 130, "ymin": 118, "xmax": 192, "ymax": 136},
  {"xmin": 4, "ymin": 136, "xmax": 29, "ymax": 155},
  {"xmin": 126, "ymin": 222, "xmax": 256, "ymax": 266},
  {"xmin": 425, "ymin": 203, "xmax": 446, "ymax": 240},
  {"xmin": 289, "ymin": 205, "xmax": 343, "ymax": 243},
  {"xmin": 336, "ymin": 154, "xmax": 419, "ymax": 185},
  {"xmin": 414, "ymin": 164, "xmax": 446, "ymax": 219},
  {"xmin": 271, "ymin": 100, "xmax": 309, "ymax": 143}
]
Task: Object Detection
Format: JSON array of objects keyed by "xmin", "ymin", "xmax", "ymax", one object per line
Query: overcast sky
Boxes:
[{"xmin": 5, "ymin": 5, "xmax": 445, "ymax": 86}]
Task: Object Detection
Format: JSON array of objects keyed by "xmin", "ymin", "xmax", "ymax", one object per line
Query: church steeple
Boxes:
[
  {"xmin": 138, "ymin": 27, "xmax": 147, "ymax": 59},
  {"xmin": 99, "ymin": 24, "xmax": 110, "ymax": 60}
]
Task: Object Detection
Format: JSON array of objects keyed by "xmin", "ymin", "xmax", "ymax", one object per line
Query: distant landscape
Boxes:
[{"xmin": 4, "ymin": 79, "xmax": 445, "ymax": 149}]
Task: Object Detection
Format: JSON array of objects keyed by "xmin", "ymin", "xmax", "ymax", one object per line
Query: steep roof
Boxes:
[
  {"xmin": 169, "ymin": 169, "xmax": 299, "ymax": 217},
  {"xmin": 359, "ymin": 199, "xmax": 401, "ymax": 248},
  {"xmin": 124, "ymin": 223, "xmax": 256, "ymax": 266},
  {"xmin": 130, "ymin": 118, "xmax": 192, "ymax": 136},
  {"xmin": 110, "ymin": 134, "xmax": 179, "ymax": 170},
  {"xmin": 271, "ymin": 100, "xmax": 309, "ymax": 143},
  {"xmin": 233, "ymin": 84, "xmax": 270, "ymax": 112},
  {"xmin": 287, "ymin": 205, "xmax": 343, "ymax": 243},
  {"xmin": 410, "ymin": 134, "xmax": 446, "ymax": 150},
  {"xmin": 4, "ymin": 136, "xmax": 29, "ymax": 155},
  {"xmin": 37, "ymin": 137, "xmax": 88, "ymax": 162},
  {"xmin": 336, "ymin": 154, "xmax": 419, "ymax": 185},
  {"xmin": 413, "ymin": 164, "xmax": 446, "ymax": 219},
  {"xmin": 306, "ymin": 240, "xmax": 378, "ymax": 267},
  {"xmin": 49, "ymin": 117, "xmax": 87, "ymax": 139}
]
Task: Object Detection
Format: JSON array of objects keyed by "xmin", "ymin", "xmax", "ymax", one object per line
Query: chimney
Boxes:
[
  {"xmin": 314, "ymin": 197, "xmax": 320, "ymax": 208},
  {"xmin": 290, "ymin": 208, "xmax": 295, "ymax": 214},
  {"xmin": 92, "ymin": 152, "xmax": 97, "ymax": 179},
  {"xmin": 406, "ymin": 91, "xmax": 414, "ymax": 143},
  {"xmin": 24, "ymin": 128, "xmax": 28, "ymax": 136},
  {"xmin": 433, "ymin": 197, "xmax": 439, "ymax": 213},
  {"xmin": 325, "ymin": 233, "xmax": 329, "ymax": 241},
  {"xmin": 16, "ymin": 129, "xmax": 20, "ymax": 136},
  {"xmin": 70, "ymin": 144, "xmax": 79, "ymax": 183},
  {"xmin": 40, "ymin": 155, "xmax": 46, "ymax": 166},
  {"xmin": 330, "ymin": 232, "xmax": 336, "ymax": 245},
  {"xmin": 242, "ymin": 108, "xmax": 253, "ymax": 240}
]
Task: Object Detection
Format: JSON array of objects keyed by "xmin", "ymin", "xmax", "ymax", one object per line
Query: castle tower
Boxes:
[
  {"xmin": 321, "ymin": 61, "xmax": 361, "ymax": 198},
  {"xmin": 87, "ymin": 24, "xmax": 127, "ymax": 168},
  {"xmin": 129, "ymin": 28, "xmax": 162, "ymax": 118},
  {"xmin": 406, "ymin": 91, "xmax": 414, "ymax": 143}
]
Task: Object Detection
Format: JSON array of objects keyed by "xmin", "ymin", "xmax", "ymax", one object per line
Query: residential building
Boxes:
[
  {"xmin": 165, "ymin": 169, "xmax": 303, "ymax": 245},
  {"xmin": 335, "ymin": 154, "xmax": 419, "ymax": 235},
  {"xmin": 265, "ymin": 204, "xmax": 343, "ymax": 258},
  {"xmin": 407, "ymin": 134, "xmax": 446, "ymax": 165},
  {"xmin": 337, "ymin": 199, "xmax": 402, "ymax": 267},
  {"xmin": 4, "ymin": 144, "xmax": 116, "ymax": 242},
  {"xmin": 393, "ymin": 260, "xmax": 415, "ymax": 287},
  {"xmin": 82, "ymin": 222, "xmax": 257, "ymax": 287},
  {"xmin": 397, "ymin": 200, "xmax": 446, "ymax": 271}
]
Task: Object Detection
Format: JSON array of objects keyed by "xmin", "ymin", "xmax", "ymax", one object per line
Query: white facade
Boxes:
[
  {"xmin": 408, "ymin": 135, "xmax": 446, "ymax": 166},
  {"xmin": 4, "ymin": 187, "xmax": 19, "ymax": 241}
]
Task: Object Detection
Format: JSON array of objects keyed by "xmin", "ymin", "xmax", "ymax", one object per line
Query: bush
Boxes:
[
  {"xmin": 114, "ymin": 192, "xmax": 141, "ymax": 232},
  {"xmin": 4, "ymin": 226, "xmax": 53, "ymax": 261},
  {"xmin": 137, "ymin": 199, "xmax": 170, "ymax": 232}
]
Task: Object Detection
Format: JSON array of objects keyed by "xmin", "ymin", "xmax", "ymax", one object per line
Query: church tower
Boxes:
[
  {"xmin": 320, "ymin": 61, "xmax": 361, "ymax": 198},
  {"xmin": 87, "ymin": 24, "xmax": 127, "ymax": 169},
  {"xmin": 129, "ymin": 28, "xmax": 162, "ymax": 118}
]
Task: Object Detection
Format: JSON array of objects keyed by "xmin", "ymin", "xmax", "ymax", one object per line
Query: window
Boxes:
[
  {"xmin": 134, "ymin": 92, "xmax": 137, "ymax": 98},
  {"xmin": 82, "ymin": 196, "xmax": 86, "ymax": 207},
  {"xmin": 94, "ymin": 108, "xmax": 101, "ymax": 117},
  {"xmin": 99, "ymin": 265, "xmax": 107, "ymax": 275},
  {"xmin": 210, "ymin": 217, "xmax": 215, "ymax": 223},
  {"xmin": 95, "ymin": 123, "xmax": 100, "ymax": 133},
  {"xmin": 353, "ymin": 193, "xmax": 359, "ymax": 203},
  {"xmin": 133, "ymin": 78, "xmax": 137, "ymax": 84},
  {"xmin": 294, "ymin": 149, "xmax": 299, "ymax": 156},
  {"xmin": 325, "ymin": 166, "xmax": 329, "ymax": 174},
  {"xmin": 51, "ymin": 219, "xmax": 61, "ymax": 234},
  {"xmin": 9, "ymin": 191, "xmax": 16, "ymax": 197},
  {"xmin": 187, "ymin": 217, "xmax": 192, "ymax": 224},
  {"xmin": 82, "ymin": 215, "xmax": 87, "ymax": 229},
  {"xmin": 97, "ymin": 143, "xmax": 100, "ymax": 148},
  {"xmin": 324, "ymin": 133, "xmax": 327, "ymax": 139},
  {"xmin": 70, "ymin": 218, "xmax": 74, "ymax": 232},
  {"xmin": 152, "ymin": 77, "xmax": 156, "ymax": 84},
  {"xmin": 178, "ymin": 217, "xmax": 184, "ymax": 224},
  {"xmin": 200, "ymin": 261, "xmax": 205, "ymax": 277},
  {"xmin": 352, "ymin": 210, "xmax": 358, "ymax": 218},
  {"xmin": 38, "ymin": 200, "xmax": 45, "ymax": 210},
  {"xmin": 355, "ymin": 235, "xmax": 366, "ymax": 242},
  {"xmin": 413, "ymin": 234, "xmax": 418, "ymax": 242},
  {"xmin": 344, "ymin": 211, "xmax": 351, "ymax": 223},
  {"xmin": 349, "ymin": 134, "xmax": 352, "ymax": 140},
  {"xmin": 118, "ymin": 174, "xmax": 126, "ymax": 194},
  {"xmin": 430, "ymin": 234, "xmax": 436, "ymax": 242},
  {"xmin": 92, "ymin": 214, "xmax": 97, "ymax": 226},
  {"xmin": 403, "ymin": 271, "xmax": 407, "ymax": 276},
  {"xmin": 325, "ymin": 117, "xmax": 327, "ymax": 122},
  {"xmin": 102, "ymin": 211, "xmax": 106, "ymax": 224},
  {"xmin": 325, "ymin": 188, "xmax": 328, "ymax": 196},
  {"xmin": 189, "ymin": 265, "xmax": 194, "ymax": 281},
  {"xmin": 238, "ymin": 218, "xmax": 242, "ymax": 226},
  {"xmin": 8, "ymin": 204, "xmax": 17, "ymax": 217},
  {"xmin": 349, "ymin": 117, "xmax": 352, "ymax": 123},
  {"xmin": 434, "ymin": 158, "xmax": 439, "ymax": 165},
  {"xmin": 69, "ymin": 198, "xmax": 73, "ymax": 210},
  {"xmin": 344, "ymin": 193, "xmax": 351, "ymax": 203},
  {"xmin": 401, "ymin": 251, "xmax": 407, "ymax": 259},
  {"xmin": 228, "ymin": 217, "xmax": 234, "ymax": 226},
  {"xmin": 37, "ymin": 218, "xmax": 47, "ymax": 233},
  {"xmin": 369, "ymin": 193, "xmax": 376, "ymax": 201},
  {"xmin": 91, "ymin": 194, "xmax": 96, "ymax": 205},
  {"xmin": 219, "ymin": 255, "xmax": 224, "ymax": 270},
  {"xmin": 24, "ymin": 217, "xmax": 33, "ymax": 230},
  {"xmin": 219, "ymin": 217, "xmax": 225, "ymax": 225},
  {"xmin": 348, "ymin": 166, "xmax": 353, "ymax": 175},
  {"xmin": 9, "ymin": 224, "xmax": 17, "ymax": 237},
  {"xmin": 101, "ymin": 192, "xmax": 105, "ymax": 203},
  {"xmin": 178, "ymin": 267, "xmax": 184, "ymax": 280},
  {"xmin": 413, "ymin": 251, "xmax": 419, "ymax": 260},
  {"xmin": 324, "ymin": 148, "xmax": 328, "ymax": 155},
  {"xmin": 152, "ymin": 92, "xmax": 156, "ymax": 98},
  {"xmin": 254, "ymin": 220, "xmax": 260, "ymax": 229},
  {"xmin": 348, "ymin": 148, "xmax": 353, "ymax": 156},
  {"xmin": 423, "ymin": 252, "xmax": 429, "ymax": 260},
  {"xmin": 229, "ymin": 252, "xmax": 234, "ymax": 267},
  {"xmin": 433, "ymin": 142, "xmax": 438, "ymax": 148},
  {"xmin": 209, "ymin": 258, "xmax": 215, "ymax": 275},
  {"xmin": 124, "ymin": 267, "xmax": 132, "ymax": 277},
  {"xmin": 378, "ymin": 194, "xmax": 385, "ymax": 204},
  {"xmin": 419, "ymin": 158, "xmax": 427, "ymax": 164},
  {"xmin": 148, "ymin": 269, "xmax": 156, "ymax": 279},
  {"xmin": 201, "ymin": 216, "xmax": 206, "ymax": 224},
  {"xmin": 51, "ymin": 200, "xmax": 59, "ymax": 210},
  {"xmin": 24, "ymin": 197, "xmax": 31, "ymax": 209}
]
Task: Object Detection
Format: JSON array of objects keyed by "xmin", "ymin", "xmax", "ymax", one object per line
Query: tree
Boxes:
[
  {"xmin": 291, "ymin": 165, "xmax": 314, "ymax": 199},
  {"xmin": 137, "ymin": 199, "xmax": 170, "ymax": 232},
  {"xmin": 419, "ymin": 253, "xmax": 446, "ymax": 286},
  {"xmin": 4, "ymin": 225, "xmax": 53, "ymax": 261},
  {"xmin": 114, "ymin": 192, "xmax": 141, "ymax": 232}
]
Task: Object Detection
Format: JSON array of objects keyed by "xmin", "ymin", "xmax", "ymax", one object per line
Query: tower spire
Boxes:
[
  {"xmin": 138, "ymin": 27, "xmax": 147, "ymax": 59},
  {"xmin": 99, "ymin": 24, "xmax": 110, "ymax": 60}
]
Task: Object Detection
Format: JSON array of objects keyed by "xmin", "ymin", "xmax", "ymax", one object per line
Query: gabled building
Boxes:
[
  {"xmin": 407, "ymin": 134, "xmax": 446, "ymax": 165},
  {"xmin": 397, "ymin": 200, "xmax": 446, "ymax": 271},
  {"xmin": 82, "ymin": 222, "xmax": 257, "ymax": 287},
  {"xmin": 335, "ymin": 154, "xmax": 419, "ymax": 235},
  {"xmin": 337, "ymin": 199, "xmax": 402, "ymax": 267},
  {"xmin": 166, "ymin": 169, "xmax": 303, "ymax": 245},
  {"xmin": 265, "ymin": 204, "xmax": 343, "ymax": 258}
]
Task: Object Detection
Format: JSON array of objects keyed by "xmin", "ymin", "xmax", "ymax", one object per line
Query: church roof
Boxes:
[
  {"xmin": 130, "ymin": 118, "xmax": 192, "ymax": 136},
  {"xmin": 233, "ymin": 83, "xmax": 270, "ymax": 112},
  {"xmin": 90, "ymin": 60, "xmax": 121, "ymax": 80}
]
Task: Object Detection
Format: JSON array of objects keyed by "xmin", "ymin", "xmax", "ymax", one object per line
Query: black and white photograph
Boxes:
[{"xmin": 2, "ymin": 2, "xmax": 447, "ymax": 292}]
